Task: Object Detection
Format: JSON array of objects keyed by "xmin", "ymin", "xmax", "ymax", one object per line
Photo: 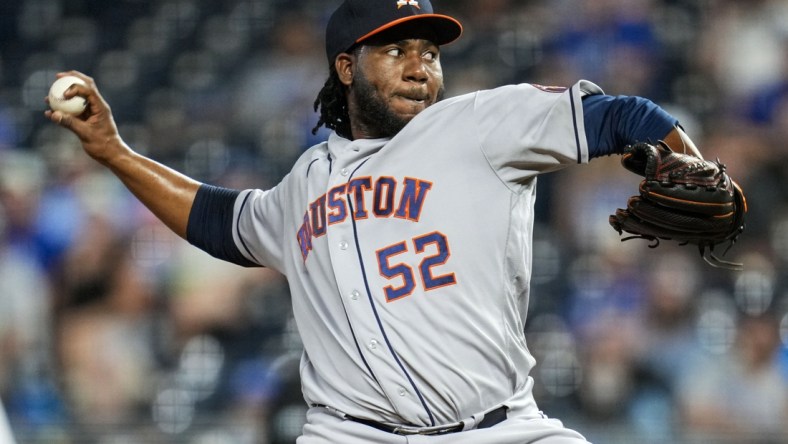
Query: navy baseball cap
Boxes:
[{"xmin": 325, "ymin": 0, "xmax": 463, "ymax": 63}]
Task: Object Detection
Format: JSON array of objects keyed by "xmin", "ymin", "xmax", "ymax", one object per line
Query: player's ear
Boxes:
[{"xmin": 335, "ymin": 53, "xmax": 355, "ymax": 87}]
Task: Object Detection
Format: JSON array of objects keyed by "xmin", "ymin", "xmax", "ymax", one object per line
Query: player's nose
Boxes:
[{"xmin": 402, "ymin": 54, "xmax": 428, "ymax": 83}]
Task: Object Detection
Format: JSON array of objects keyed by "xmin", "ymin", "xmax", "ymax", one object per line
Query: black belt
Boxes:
[{"xmin": 345, "ymin": 405, "xmax": 508, "ymax": 436}]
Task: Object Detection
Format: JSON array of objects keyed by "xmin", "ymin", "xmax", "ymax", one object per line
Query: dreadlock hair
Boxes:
[{"xmin": 312, "ymin": 63, "xmax": 352, "ymax": 139}]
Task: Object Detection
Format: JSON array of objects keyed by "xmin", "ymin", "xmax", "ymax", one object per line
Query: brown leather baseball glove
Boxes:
[{"xmin": 609, "ymin": 142, "xmax": 748, "ymax": 269}]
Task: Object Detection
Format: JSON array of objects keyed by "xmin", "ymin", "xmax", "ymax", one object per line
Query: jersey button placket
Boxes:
[{"xmin": 328, "ymin": 148, "xmax": 418, "ymax": 412}]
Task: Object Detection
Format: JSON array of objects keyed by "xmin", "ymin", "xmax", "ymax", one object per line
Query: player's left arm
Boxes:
[{"xmin": 582, "ymin": 94, "xmax": 702, "ymax": 158}]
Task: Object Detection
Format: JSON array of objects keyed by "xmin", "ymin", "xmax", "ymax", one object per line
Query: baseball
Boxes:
[{"xmin": 48, "ymin": 76, "xmax": 87, "ymax": 115}]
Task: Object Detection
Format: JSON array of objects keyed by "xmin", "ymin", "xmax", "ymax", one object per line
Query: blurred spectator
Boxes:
[
  {"xmin": 54, "ymin": 222, "xmax": 158, "ymax": 431},
  {"xmin": 230, "ymin": 8, "xmax": 328, "ymax": 181},
  {"xmin": 0, "ymin": 151, "xmax": 62, "ymax": 434},
  {"xmin": 628, "ymin": 251, "xmax": 706, "ymax": 442},
  {"xmin": 678, "ymin": 313, "xmax": 788, "ymax": 443},
  {"xmin": 545, "ymin": 0, "xmax": 663, "ymax": 96},
  {"xmin": 576, "ymin": 312, "xmax": 638, "ymax": 421},
  {"xmin": 696, "ymin": 0, "xmax": 788, "ymax": 105}
]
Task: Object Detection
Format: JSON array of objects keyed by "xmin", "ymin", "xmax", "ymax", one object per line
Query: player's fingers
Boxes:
[
  {"xmin": 47, "ymin": 110, "xmax": 70, "ymax": 128},
  {"xmin": 53, "ymin": 72, "xmax": 111, "ymax": 118},
  {"xmin": 45, "ymin": 109, "xmax": 63, "ymax": 125},
  {"xmin": 54, "ymin": 71, "xmax": 94, "ymax": 99},
  {"xmin": 56, "ymin": 71, "xmax": 105, "ymax": 104},
  {"xmin": 61, "ymin": 83, "xmax": 93, "ymax": 105}
]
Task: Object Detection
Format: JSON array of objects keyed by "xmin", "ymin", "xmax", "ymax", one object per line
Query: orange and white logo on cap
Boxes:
[{"xmin": 396, "ymin": 0, "xmax": 420, "ymax": 9}]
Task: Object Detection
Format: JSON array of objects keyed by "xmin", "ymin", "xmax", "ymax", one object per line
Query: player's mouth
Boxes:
[{"xmin": 393, "ymin": 93, "xmax": 431, "ymax": 111}]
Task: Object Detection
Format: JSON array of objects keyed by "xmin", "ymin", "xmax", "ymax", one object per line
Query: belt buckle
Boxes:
[
  {"xmin": 336, "ymin": 404, "xmax": 508, "ymax": 436},
  {"xmin": 392, "ymin": 422, "xmax": 463, "ymax": 436}
]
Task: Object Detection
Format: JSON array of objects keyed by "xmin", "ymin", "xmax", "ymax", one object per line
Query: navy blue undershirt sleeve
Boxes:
[
  {"xmin": 186, "ymin": 184, "xmax": 259, "ymax": 267},
  {"xmin": 582, "ymin": 94, "xmax": 679, "ymax": 158}
]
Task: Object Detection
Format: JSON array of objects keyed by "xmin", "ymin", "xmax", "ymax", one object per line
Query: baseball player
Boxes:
[{"xmin": 46, "ymin": 0, "xmax": 745, "ymax": 442}]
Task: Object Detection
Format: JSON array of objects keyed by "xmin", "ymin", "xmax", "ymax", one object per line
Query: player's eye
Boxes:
[
  {"xmin": 386, "ymin": 47, "xmax": 403, "ymax": 57},
  {"xmin": 423, "ymin": 51, "xmax": 437, "ymax": 61}
]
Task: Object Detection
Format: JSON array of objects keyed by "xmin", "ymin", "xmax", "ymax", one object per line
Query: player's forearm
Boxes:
[
  {"xmin": 102, "ymin": 141, "xmax": 201, "ymax": 239},
  {"xmin": 44, "ymin": 71, "xmax": 201, "ymax": 238}
]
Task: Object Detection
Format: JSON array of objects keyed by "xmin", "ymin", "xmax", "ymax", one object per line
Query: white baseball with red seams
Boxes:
[{"xmin": 48, "ymin": 76, "xmax": 87, "ymax": 115}]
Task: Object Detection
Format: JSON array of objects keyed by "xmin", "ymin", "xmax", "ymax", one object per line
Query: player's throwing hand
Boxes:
[{"xmin": 45, "ymin": 71, "xmax": 126, "ymax": 165}]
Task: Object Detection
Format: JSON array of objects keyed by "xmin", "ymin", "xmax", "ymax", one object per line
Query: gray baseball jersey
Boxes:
[{"xmin": 231, "ymin": 80, "xmax": 602, "ymax": 427}]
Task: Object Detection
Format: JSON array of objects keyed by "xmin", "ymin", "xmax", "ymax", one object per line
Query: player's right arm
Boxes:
[
  {"xmin": 45, "ymin": 71, "xmax": 200, "ymax": 239},
  {"xmin": 47, "ymin": 71, "xmax": 269, "ymax": 268}
]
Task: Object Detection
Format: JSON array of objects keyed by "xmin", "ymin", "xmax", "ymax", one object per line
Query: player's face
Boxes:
[{"xmin": 344, "ymin": 38, "xmax": 445, "ymax": 138}]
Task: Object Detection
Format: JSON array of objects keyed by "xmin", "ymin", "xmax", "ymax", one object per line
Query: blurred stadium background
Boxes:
[{"xmin": 1, "ymin": 0, "xmax": 787, "ymax": 442}]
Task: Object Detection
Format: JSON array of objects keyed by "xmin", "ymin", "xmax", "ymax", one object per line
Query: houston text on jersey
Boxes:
[{"xmin": 297, "ymin": 176, "xmax": 433, "ymax": 260}]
